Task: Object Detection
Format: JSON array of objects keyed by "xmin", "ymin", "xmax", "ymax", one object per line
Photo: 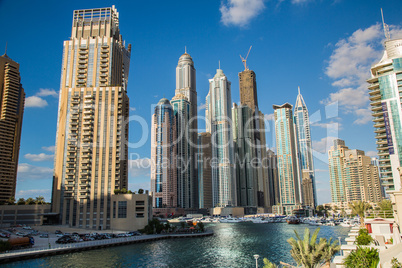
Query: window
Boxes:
[
  {"xmin": 135, "ymin": 201, "xmax": 144, "ymax": 206},
  {"xmin": 136, "ymin": 213, "xmax": 144, "ymax": 218},
  {"xmin": 118, "ymin": 201, "xmax": 127, "ymax": 218}
]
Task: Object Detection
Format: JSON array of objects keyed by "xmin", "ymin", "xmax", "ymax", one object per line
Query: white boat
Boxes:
[{"xmin": 219, "ymin": 217, "xmax": 244, "ymax": 223}]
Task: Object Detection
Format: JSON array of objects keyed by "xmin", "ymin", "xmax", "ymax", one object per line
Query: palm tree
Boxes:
[
  {"xmin": 349, "ymin": 201, "xmax": 371, "ymax": 226},
  {"xmin": 262, "ymin": 258, "xmax": 278, "ymax": 268},
  {"xmin": 35, "ymin": 196, "xmax": 45, "ymax": 204},
  {"xmin": 287, "ymin": 228, "xmax": 340, "ymax": 268}
]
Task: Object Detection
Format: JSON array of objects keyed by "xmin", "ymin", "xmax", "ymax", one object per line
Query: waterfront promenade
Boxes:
[{"xmin": 0, "ymin": 230, "xmax": 213, "ymax": 264}]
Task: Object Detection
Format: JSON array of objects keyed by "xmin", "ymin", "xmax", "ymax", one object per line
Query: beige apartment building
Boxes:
[
  {"xmin": 0, "ymin": 53, "xmax": 25, "ymax": 203},
  {"xmin": 52, "ymin": 6, "xmax": 131, "ymax": 230},
  {"xmin": 328, "ymin": 139, "xmax": 383, "ymax": 204}
]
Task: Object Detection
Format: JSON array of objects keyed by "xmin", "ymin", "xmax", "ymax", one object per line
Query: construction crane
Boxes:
[{"xmin": 240, "ymin": 46, "xmax": 252, "ymax": 71}]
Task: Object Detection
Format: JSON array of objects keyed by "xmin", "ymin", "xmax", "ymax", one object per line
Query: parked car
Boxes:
[
  {"xmin": 40, "ymin": 234, "xmax": 49, "ymax": 238},
  {"xmin": 55, "ymin": 230, "xmax": 62, "ymax": 234},
  {"xmin": 22, "ymin": 226, "xmax": 32, "ymax": 230},
  {"xmin": 15, "ymin": 232, "xmax": 25, "ymax": 236}
]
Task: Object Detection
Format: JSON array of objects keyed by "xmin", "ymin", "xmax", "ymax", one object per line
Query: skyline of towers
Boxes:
[
  {"xmin": 206, "ymin": 68, "xmax": 236, "ymax": 207},
  {"xmin": 52, "ymin": 6, "xmax": 131, "ymax": 229},
  {"xmin": 294, "ymin": 88, "xmax": 317, "ymax": 208},
  {"xmin": 0, "ymin": 53, "xmax": 25, "ymax": 203},
  {"xmin": 328, "ymin": 139, "xmax": 384, "ymax": 204},
  {"xmin": 367, "ymin": 36, "xmax": 402, "ymax": 193},
  {"xmin": 273, "ymin": 103, "xmax": 302, "ymax": 215},
  {"xmin": 150, "ymin": 98, "xmax": 177, "ymax": 209}
]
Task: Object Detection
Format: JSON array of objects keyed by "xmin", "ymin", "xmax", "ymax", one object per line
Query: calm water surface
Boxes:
[{"xmin": 4, "ymin": 223, "xmax": 350, "ymax": 268}]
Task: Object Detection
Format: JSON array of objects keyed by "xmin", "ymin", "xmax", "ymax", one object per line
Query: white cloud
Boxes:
[
  {"xmin": 315, "ymin": 169, "xmax": 328, "ymax": 173},
  {"xmin": 198, "ymin": 103, "xmax": 206, "ymax": 111},
  {"xmin": 311, "ymin": 121, "xmax": 342, "ymax": 131},
  {"xmin": 128, "ymin": 158, "xmax": 151, "ymax": 178},
  {"xmin": 42, "ymin": 146, "xmax": 55, "ymax": 153},
  {"xmin": 323, "ymin": 24, "xmax": 402, "ymax": 124},
  {"xmin": 264, "ymin": 113, "xmax": 274, "ymax": 121},
  {"xmin": 128, "ymin": 182, "xmax": 150, "ymax": 192},
  {"xmin": 25, "ymin": 153, "xmax": 54, "ymax": 162},
  {"xmin": 17, "ymin": 163, "xmax": 53, "ymax": 180},
  {"xmin": 130, "ymin": 107, "xmax": 136, "ymax": 111},
  {"xmin": 16, "ymin": 189, "xmax": 51, "ymax": 199},
  {"xmin": 312, "ymin": 136, "xmax": 338, "ymax": 154},
  {"xmin": 36, "ymin": 88, "xmax": 58, "ymax": 98},
  {"xmin": 220, "ymin": 0, "xmax": 265, "ymax": 27},
  {"xmin": 25, "ymin": 96, "xmax": 48, "ymax": 108}
]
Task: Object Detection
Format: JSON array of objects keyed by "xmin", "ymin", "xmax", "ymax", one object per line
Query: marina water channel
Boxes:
[{"xmin": 6, "ymin": 222, "xmax": 350, "ymax": 267}]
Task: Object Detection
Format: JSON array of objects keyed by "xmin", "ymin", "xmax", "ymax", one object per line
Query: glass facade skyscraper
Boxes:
[
  {"xmin": 206, "ymin": 68, "xmax": 236, "ymax": 207},
  {"xmin": 294, "ymin": 88, "xmax": 317, "ymax": 208},
  {"xmin": 151, "ymin": 98, "xmax": 177, "ymax": 209},
  {"xmin": 273, "ymin": 103, "xmax": 302, "ymax": 215},
  {"xmin": 368, "ymin": 37, "xmax": 402, "ymax": 193}
]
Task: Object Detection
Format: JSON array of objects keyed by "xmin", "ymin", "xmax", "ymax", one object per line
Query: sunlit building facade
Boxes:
[
  {"xmin": 294, "ymin": 88, "xmax": 317, "ymax": 208},
  {"xmin": 52, "ymin": 6, "xmax": 131, "ymax": 229},
  {"xmin": 206, "ymin": 68, "xmax": 236, "ymax": 207},
  {"xmin": 368, "ymin": 37, "xmax": 402, "ymax": 193},
  {"xmin": 0, "ymin": 53, "xmax": 25, "ymax": 203}
]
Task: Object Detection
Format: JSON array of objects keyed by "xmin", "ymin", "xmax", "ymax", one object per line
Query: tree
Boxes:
[
  {"xmin": 138, "ymin": 188, "xmax": 144, "ymax": 194},
  {"xmin": 25, "ymin": 198, "xmax": 35, "ymax": 205},
  {"xmin": 17, "ymin": 198, "xmax": 26, "ymax": 205},
  {"xmin": 377, "ymin": 199, "xmax": 392, "ymax": 211},
  {"xmin": 349, "ymin": 201, "xmax": 371, "ymax": 226},
  {"xmin": 287, "ymin": 228, "xmax": 340, "ymax": 268},
  {"xmin": 5, "ymin": 197, "xmax": 15, "ymax": 205},
  {"xmin": 263, "ymin": 258, "xmax": 278, "ymax": 268},
  {"xmin": 35, "ymin": 196, "xmax": 45, "ymax": 204},
  {"xmin": 197, "ymin": 222, "xmax": 205, "ymax": 232},
  {"xmin": 343, "ymin": 246, "xmax": 379, "ymax": 268},
  {"xmin": 355, "ymin": 228, "xmax": 373, "ymax": 246}
]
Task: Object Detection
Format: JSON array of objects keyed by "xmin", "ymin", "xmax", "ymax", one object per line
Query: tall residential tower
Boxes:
[
  {"xmin": 294, "ymin": 88, "xmax": 317, "ymax": 208},
  {"xmin": 175, "ymin": 52, "xmax": 198, "ymax": 208},
  {"xmin": 52, "ymin": 6, "xmax": 131, "ymax": 229},
  {"xmin": 206, "ymin": 68, "xmax": 236, "ymax": 207},
  {"xmin": 0, "ymin": 53, "xmax": 25, "ymax": 203}
]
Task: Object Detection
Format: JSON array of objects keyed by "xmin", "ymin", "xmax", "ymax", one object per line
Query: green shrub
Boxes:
[
  {"xmin": 355, "ymin": 228, "xmax": 373, "ymax": 245},
  {"xmin": 0, "ymin": 241, "xmax": 11, "ymax": 252},
  {"xmin": 343, "ymin": 246, "xmax": 379, "ymax": 268}
]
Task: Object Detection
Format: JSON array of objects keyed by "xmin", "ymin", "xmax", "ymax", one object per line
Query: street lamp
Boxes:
[
  {"xmin": 253, "ymin": 254, "xmax": 260, "ymax": 268},
  {"xmin": 338, "ymin": 237, "xmax": 342, "ymax": 256}
]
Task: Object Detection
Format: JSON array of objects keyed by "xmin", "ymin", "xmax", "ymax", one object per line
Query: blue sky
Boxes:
[{"xmin": 1, "ymin": 0, "xmax": 402, "ymax": 204}]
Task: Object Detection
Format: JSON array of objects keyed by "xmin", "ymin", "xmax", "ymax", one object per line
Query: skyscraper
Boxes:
[
  {"xmin": 206, "ymin": 68, "xmax": 236, "ymax": 207},
  {"xmin": 266, "ymin": 149, "xmax": 279, "ymax": 207},
  {"xmin": 151, "ymin": 98, "xmax": 177, "ymax": 209},
  {"xmin": 367, "ymin": 34, "xmax": 402, "ymax": 193},
  {"xmin": 294, "ymin": 88, "xmax": 317, "ymax": 208},
  {"xmin": 198, "ymin": 132, "xmax": 213, "ymax": 209},
  {"xmin": 171, "ymin": 93, "xmax": 194, "ymax": 208},
  {"xmin": 0, "ymin": 53, "xmax": 25, "ymax": 203},
  {"xmin": 52, "ymin": 6, "xmax": 131, "ymax": 229},
  {"xmin": 328, "ymin": 139, "xmax": 384, "ymax": 204},
  {"xmin": 238, "ymin": 67, "xmax": 269, "ymax": 208},
  {"xmin": 232, "ymin": 103, "xmax": 258, "ymax": 207},
  {"xmin": 175, "ymin": 52, "xmax": 198, "ymax": 208},
  {"xmin": 273, "ymin": 103, "xmax": 302, "ymax": 215}
]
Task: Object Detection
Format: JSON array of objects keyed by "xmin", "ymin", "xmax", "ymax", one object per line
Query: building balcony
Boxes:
[
  {"xmin": 100, "ymin": 73, "xmax": 107, "ymax": 77},
  {"xmin": 79, "ymin": 55, "xmax": 88, "ymax": 60},
  {"xmin": 78, "ymin": 60, "xmax": 87, "ymax": 65},
  {"xmin": 81, "ymin": 154, "xmax": 90, "ymax": 159},
  {"xmin": 64, "ymin": 189, "xmax": 74, "ymax": 194},
  {"xmin": 100, "ymin": 59, "xmax": 108, "ymax": 63},
  {"xmin": 78, "ymin": 65, "xmax": 87, "ymax": 69},
  {"xmin": 79, "ymin": 50, "xmax": 88, "ymax": 54},
  {"xmin": 83, "ymin": 120, "xmax": 93, "ymax": 125},
  {"xmin": 100, "ymin": 79, "xmax": 107, "ymax": 83},
  {"xmin": 83, "ymin": 110, "xmax": 94, "ymax": 114},
  {"xmin": 84, "ymin": 99, "xmax": 93, "ymax": 104},
  {"xmin": 100, "ymin": 68, "xmax": 108, "ymax": 72},
  {"xmin": 101, "ymin": 44, "xmax": 109, "ymax": 48},
  {"xmin": 100, "ymin": 64, "xmax": 108, "ymax": 68},
  {"xmin": 101, "ymin": 53, "xmax": 108, "ymax": 58},
  {"xmin": 77, "ymin": 79, "xmax": 86, "ymax": 84},
  {"xmin": 78, "ymin": 74, "xmax": 86, "ymax": 79},
  {"xmin": 373, "ymin": 122, "xmax": 385, "ymax": 128}
]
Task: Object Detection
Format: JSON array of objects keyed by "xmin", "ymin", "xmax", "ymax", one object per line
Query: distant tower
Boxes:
[
  {"xmin": 175, "ymin": 51, "xmax": 198, "ymax": 208},
  {"xmin": 294, "ymin": 87, "xmax": 317, "ymax": 208},
  {"xmin": 151, "ymin": 98, "xmax": 177, "ymax": 209},
  {"xmin": 0, "ymin": 53, "xmax": 25, "ymax": 203},
  {"xmin": 198, "ymin": 132, "xmax": 213, "ymax": 209},
  {"xmin": 367, "ymin": 13, "xmax": 402, "ymax": 193},
  {"xmin": 232, "ymin": 103, "xmax": 258, "ymax": 207},
  {"xmin": 171, "ymin": 93, "xmax": 194, "ymax": 208},
  {"xmin": 52, "ymin": 6, "xmax": 131, "ymax": 229},
  {"xmin": 206, "ymin": 68, "xmax": 236, "ymax": 207},
  {"xmin": 273, "ymin": 103, "xmax": 302, "ymax": 215}
]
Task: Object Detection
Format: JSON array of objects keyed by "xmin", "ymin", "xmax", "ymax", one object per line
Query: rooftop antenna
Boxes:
[
  {"xmin": 381, "ymin": 8, "xmax": 391, "ymax": 41},
  {"xmin": 219, "ymin": 60, "xmax": 220, "ymax": 69},
  {"xmin": 185, "ymin": 46, "xmax": 187, "ymax": 54},
  {"xmin": 240, "ymin": 46, "xmax": 252, "ymax": 71},
  {"xmin": 298, "ymin": 86, "xmax": 300, "ymax": 95},
  {"xmin": 4, "ymin": 42, "xmax": 7, "ymax": 55}
]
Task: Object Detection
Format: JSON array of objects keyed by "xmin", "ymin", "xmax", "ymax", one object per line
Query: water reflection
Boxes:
[{"xmin": 7, "ymin": 223, "xmax": 350, "ymax": 268}]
